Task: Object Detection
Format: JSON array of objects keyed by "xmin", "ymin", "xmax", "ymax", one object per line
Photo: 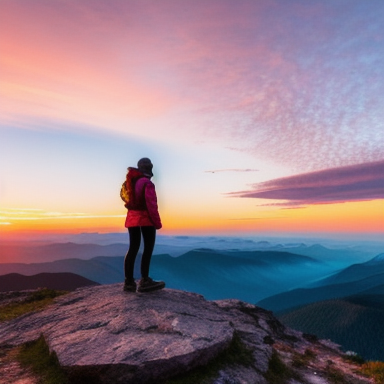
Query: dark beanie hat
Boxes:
[{"xmin": 137, "ymin": 157, "xmax": 153, "ymax": 176}]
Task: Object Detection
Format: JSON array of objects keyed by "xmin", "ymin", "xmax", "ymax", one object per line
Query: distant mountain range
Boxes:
[
  {"xmin": 257, "ymin": 256, "xmax": 384, "ymax": 312},
  {"xmin": 0, "ymin": 249, "xmax": 334, "ymax": 303},
  {"xmin": 257, "ymin": 256, "xmax": 384, "ymax": 361},
  {"xmin": 0, "ymin": 272, "xmax": 99, "ymax": 291},
  {"xmin": 150, "ymin": 249, "xmax": 332, "ymax": 303},
  {"xmin": 1, "ymin": 246, "xmax": 382, "ymax": 305},
  {"xmin": 1, "ymin": 243, "xmax": 383, "ymax": 361},
  {"xmin": 1, "ymin": 238, "xmax": 380, "ymax": 265}
]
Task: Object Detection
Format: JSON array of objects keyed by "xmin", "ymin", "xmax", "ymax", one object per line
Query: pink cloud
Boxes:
[
  {"xmin": 143, "ymin": 1, "xmax": 384, "ymax": 172},
  {"xmin": 1, "ymin": 0, "xmax": 383, "ymax": 171},
  {"xmin": 204, "ymin": 168, "xmax": 258, "ymax": 173},
  {"xmin": 230, "ymin": 160, "xmax": 384, "ymax": 206},
  {"xmin": 0, "ymin": 0, "xmax": 180, "ymax": 128}
]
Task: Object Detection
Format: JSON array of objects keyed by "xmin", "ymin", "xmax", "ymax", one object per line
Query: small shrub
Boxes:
[
  {"xmin": 264, "ymin": 349, "xmax": 298, "ymax": 384},
  {"xmin": 18, "ymin": 334, "xmax": 68, "ymax": 384},
  {"xmin": 361, "ymin": 361, "xmax": 384, "ymax": 384},
  {"xmin": 343, "ymin": 351, "xmax": 365, "ymax": 365}
]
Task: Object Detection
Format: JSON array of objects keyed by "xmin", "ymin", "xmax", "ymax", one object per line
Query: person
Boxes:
[{"xmin": 123, "ymin": 158, "xmax": 165, "ymax": 293}]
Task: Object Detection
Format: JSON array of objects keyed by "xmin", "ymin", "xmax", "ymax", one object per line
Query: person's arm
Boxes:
[{"xmin": 145, "ymin": 182, "xmax": 162, "ymax": 229}]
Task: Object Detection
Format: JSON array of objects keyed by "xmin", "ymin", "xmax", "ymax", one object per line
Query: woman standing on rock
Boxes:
[{"xmin": 123, "ymin": 158, "xmax": 165, "ymax": 293}]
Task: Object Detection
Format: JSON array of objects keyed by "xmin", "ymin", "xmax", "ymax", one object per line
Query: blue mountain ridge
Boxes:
[
  {"xmin": 257, "ymin": 272, "xmax": 384, "ymax": 313},
  {"xmin": 150, "ymin": 249, "xmax": 331, "ymax": 302},
  {"xmin": 1, "ymin": 246, "xmax": 382, "ymax": 304},
  {"xmin": 1, "ymin": 249, "xmax": 333, "ymax": 302},
  {"xmin": 257, "ymin": 255, "xmax": 384, "ymax": 312},
  {"xmin": 1, "ymin": 238, "xmax": 378, "ymax": 265},
  {"xmin": 310, "ymin": 256, "xmax": 384, "ymax": 287}
]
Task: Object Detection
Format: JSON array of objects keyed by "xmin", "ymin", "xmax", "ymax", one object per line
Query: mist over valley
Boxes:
[{"xmin": 1, "ymin": 234, "xmax": 383, "ymax": 360}]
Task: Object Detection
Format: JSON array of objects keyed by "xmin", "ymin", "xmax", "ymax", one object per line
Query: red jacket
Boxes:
[{"xmin": 125, "ymin": 176, "xmax": 162, "ymax": 230}]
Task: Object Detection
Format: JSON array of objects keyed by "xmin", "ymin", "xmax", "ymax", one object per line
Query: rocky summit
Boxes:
[{"xmin": 0, "ymin": 284, "xmax": 373, "ymax": 384}]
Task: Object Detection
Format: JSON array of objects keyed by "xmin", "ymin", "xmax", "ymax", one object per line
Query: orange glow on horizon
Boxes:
[
  {"xmin": 0, "ymin": 200, "xmax": 384, "ymax": 240},
  {"xmin": 1, "ymin": 1, "xmax": 384, "ymax": 249}
]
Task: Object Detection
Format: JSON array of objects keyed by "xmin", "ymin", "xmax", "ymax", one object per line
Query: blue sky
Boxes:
[{"xmin": 1, "ymin": 0, "xmax": 383, "ymax": 239}]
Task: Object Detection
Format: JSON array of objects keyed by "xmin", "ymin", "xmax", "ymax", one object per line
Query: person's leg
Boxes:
[
  {"xmin": 138, "ymin": 226, "xmax": 165, "ymax": 292},
  {"xmin": 124, "ymin": 227, "xmax": 141, "ymax": 291},
  {"xmin": 140, "ymin": 226, "xmax": 156, "ymax": 278}
]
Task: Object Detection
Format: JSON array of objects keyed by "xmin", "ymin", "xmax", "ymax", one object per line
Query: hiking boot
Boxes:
[
  {"xmin": 123, "ymin": 279, "xmax": 137, "ymax": 292},
  {"xmin": 137, "ymin": 277, "xmax": 165, "ymax": 293}
]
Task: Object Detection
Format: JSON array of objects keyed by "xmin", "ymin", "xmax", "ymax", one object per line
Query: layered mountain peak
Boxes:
[{"xmin": 366, "ymin": 252, "xmax": 384, "ymax": 264}]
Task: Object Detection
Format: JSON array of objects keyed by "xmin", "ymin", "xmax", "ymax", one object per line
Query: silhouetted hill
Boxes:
[
  {"xmin": 0, "ymin": 256, "xmax": 125, "ymax": 285},
  {"xmin": 360, "ymin": 283, "xmax": 384, "ymax": 296},
  {"xmin": 278, "ymin": 294, "xmax": 384, "ymax": 361},
  {"xmin": 257, "ymin": 273, "xmax": 384, "ymax": 313},
  {"xmin": 0, "ymin": 242, "xmax": 128, "ymax": 263},
  {"xmin": 0, "ymin": 272, "xmax": 99, "ymax": 292}
]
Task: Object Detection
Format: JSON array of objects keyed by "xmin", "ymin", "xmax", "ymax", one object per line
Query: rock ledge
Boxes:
[{"xmin": 0, "ymin": 284, "xmax": 373, "ymax": 384}]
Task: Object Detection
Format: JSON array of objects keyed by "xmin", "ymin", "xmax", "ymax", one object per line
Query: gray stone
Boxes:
[{"xmin": 0, "ymin": 285, "xmax": 234, "ymax": 383}]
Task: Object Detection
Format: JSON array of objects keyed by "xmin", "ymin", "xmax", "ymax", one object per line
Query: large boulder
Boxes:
[{"xmin": 0, "ymin": 285, "xmax": 236, "ymax": 383}]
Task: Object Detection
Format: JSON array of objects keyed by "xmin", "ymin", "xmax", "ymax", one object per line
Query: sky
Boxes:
[{"xmin": 1, "ymin": 0, "xmax": 384, "ymax": 241}]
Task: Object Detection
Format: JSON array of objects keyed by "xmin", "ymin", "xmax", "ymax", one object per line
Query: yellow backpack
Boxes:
[{"xmin": 120, "ymin": 181, "xmax": 130, "ymax": 204}]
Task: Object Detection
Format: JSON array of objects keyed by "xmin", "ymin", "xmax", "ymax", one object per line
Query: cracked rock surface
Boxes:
[{"xmin": 0, "ymin": 285, "xmax": 235, "ymax": 383}]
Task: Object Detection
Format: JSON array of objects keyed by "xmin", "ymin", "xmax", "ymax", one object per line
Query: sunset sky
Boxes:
[{"xmin": 1, "ymin": 0, "xmax": 383, "ymax": 241}]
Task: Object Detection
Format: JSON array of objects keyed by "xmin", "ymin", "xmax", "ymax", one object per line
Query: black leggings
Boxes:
[{"xmin": 124, "ymin": 226, "xmax": 156, "ymax": 281}]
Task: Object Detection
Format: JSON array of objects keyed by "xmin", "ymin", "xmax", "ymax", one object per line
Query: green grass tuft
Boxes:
[
  {"xmin": 343, "ymin": 351, "xmax": 365, "ymax": 365},
  {"xmin": 0, "ymin": 288, "xmax": 68, "ymax": 322},
  {"xmin": 264, "ymin": 349, "xmax": 300, "ymax": 384},
  {"xmin": 18, "ymin": 334, "xmax": 68, "ymax": 384}
]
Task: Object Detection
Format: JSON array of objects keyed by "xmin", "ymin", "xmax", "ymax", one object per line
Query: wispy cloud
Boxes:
[
  {"xmin": 227, "ymin": 218, "xmax": 263, "ymax": 220},
  {"xmin": 0, "ymin": 209, "xmax": 124, "ymax": 224},
  {"xmin": 2, "ymin": 1, "xmax": 383, "ymax": 173},
  {"xmin": 230, "ymin": 160, "xmax": 384, "ymax": 207},
  {"xmin": 205, "ymin": 168, "xmax": 258, "ymax": 174}
]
